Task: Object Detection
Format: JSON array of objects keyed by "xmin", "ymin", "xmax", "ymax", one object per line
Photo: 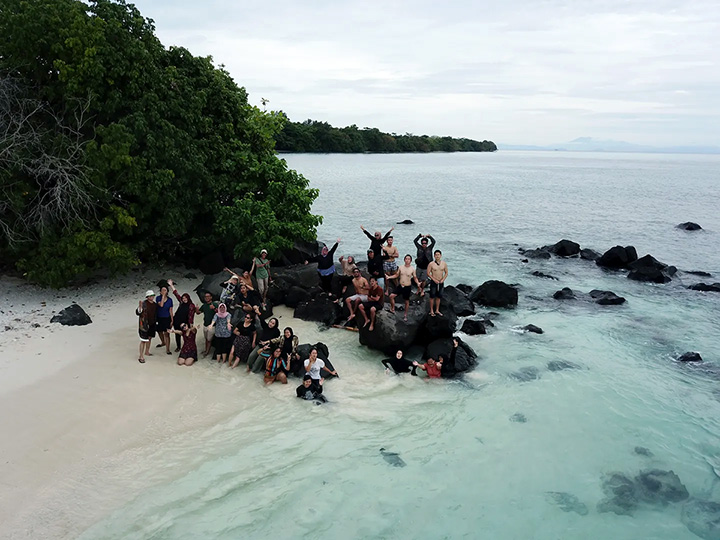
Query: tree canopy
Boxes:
[
  {"xmin": 0, "ymin": 0, "xmax": 321, "ymax": 286},
  {"xmin": 275, "ymin": 118, "xmax": 497, "ymax": 153}
]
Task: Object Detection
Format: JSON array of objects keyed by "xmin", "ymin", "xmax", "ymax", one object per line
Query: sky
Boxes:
[{"xmin": 130, "ymin": 0, "xmax": 720, "ymax": 147}]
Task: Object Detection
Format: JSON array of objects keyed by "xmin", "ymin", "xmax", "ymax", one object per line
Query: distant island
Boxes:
[
  {"xmin": 275, "ymin": 118, "xmax": 497, "ymax": 153},
  {"xmin": 501, "ymin": 137, "xmax": 720, "ymax": 155}
]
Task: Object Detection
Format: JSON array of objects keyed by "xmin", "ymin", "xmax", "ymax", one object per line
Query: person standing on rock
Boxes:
[
  {"xmin": 338, "ymin": 255, "xmax": 357, "ymax": 299},
  {"xmin": 305, "ymin": 239, "xmax": 341, "ymax": 297},
  {"xmin": 366, "ymin": 249, "xmax": 385, "ymax": 290},
  {"xmin": 136, "ymin": 290, "xmax": 157, "ymax": 363},
  {"xmin": 358, "ymin": 277, "xmax": 384, "ymax": 331},
  {"xmin": 251, "ymin": 249, "xmax": 271, "ymax": 307},
  {"xmin": 427, "ymin": 250, "xmax": 449, "ymax": 317},
  {"xmin": 155, "ymin": 286, "xmax": 174, "ymax": 355},
  {"xmin": 382, "ymin": 236, "xmax": 399, "ymax": 293},
  {"xmin": 198, "ymin": 292, "xmax": 219, "ymax": 357},
  {"xmin": 168, "ymin": 279, "xmax": 196, "ymax": 353},
  {"xmin": 382, "ymin": 349, "xmax": 418, "ymax": 375},
  {"xmin": 361, "ymin": 225, "xmax": 393, "ymax": 260},
  {"xmin": 345, "ymin": 267, "xmax": 370, "ymax": 323},
  {"xmin": 414, "ymin": 234, "xmax": 435, "ymax": 295},
  {"xmin": 386, "ymin": 255, "xmax": 421, "ymax": 322}
]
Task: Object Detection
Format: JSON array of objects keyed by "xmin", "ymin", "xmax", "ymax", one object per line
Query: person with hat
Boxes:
[
  {"xmin": 251, "ymin": 249, "xmax": 271, "ymax": 307},
  {"xmin": 135, "ymin": 290, "xmax": 157, "ymax": 363},
  {"xmin": 220, "ymin": 268, "xmax": 240, "ymax": 306}
]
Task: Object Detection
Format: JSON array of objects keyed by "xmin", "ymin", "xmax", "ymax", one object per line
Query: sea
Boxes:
[{"xmin": 80, "ymin": 151, "xmax": 720, "ymax": 539}]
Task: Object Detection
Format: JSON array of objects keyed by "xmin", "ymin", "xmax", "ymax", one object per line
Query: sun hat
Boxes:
[
  {"xmin": 145, "ymin": 290, "xmax": 154, "ymax": 297},
  {"xmin": 260, "ymin": 249, "xmax": 268, "ymax": 254}
]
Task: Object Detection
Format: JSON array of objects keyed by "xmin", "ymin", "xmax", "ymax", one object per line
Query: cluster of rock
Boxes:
[{"xmin": 553, "ymin": 287, "xmax": 626, "ymax": 305}]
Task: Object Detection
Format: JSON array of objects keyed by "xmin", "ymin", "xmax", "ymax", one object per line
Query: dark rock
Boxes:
[
  {"xmin": 470, "ymin": 280, "xmax": 518, "ymax": 308},
  {"xmin": 295, "ymin": 296, "xmax": 342, "ymax": 326},
  {"xmin": 553, "ymin": 287, "xmax": 576, "ymax": 300},
  {"xmin": 547, "ymin": 239, "xmax": 580, "ymax": 257},
  {"xmin": 441, "ymin": 286, "xmax": 475, "ymax": 316},
  {"xmin": 184, "ymin": 272, "xmax": 197, "ymax": 279},
  {"xmin": 455, "ymin": 283, "xmax": 473, "ymax": 295},
  {"xmin": 460, "ymin": 319, "xmax": 486, "ymax": 335},
  {"xmin": 379, "ymin": 448, "xmax": 406, "ymax": 467},
  {"xmin": 279, "ymin": 240, "xmax": 324, "ymax": 266},
  {"xmin": 596, "ymin": 245, "xmax": 638, "ymax": 269},
  {"xmin": 156, "ymin": 279, "xmax": 170, "ymax": 291},
  {"xmin": 635, "ymin": 469, "xmax": 689, "ymax": 505},
  {"xmin": 396, "ymin": 219, "xmax": 414, "ymax": 225},
  {"xmin": 545, "ymin": 492, "xmax": 589, "ymax": 516},
  {"xmin": 677, "ymin": 222, "xmax": 702, "ymax": 231},
  {"xmin": 421, "ymin": 311, "xmax": 458, "ymax": 341},
  {"xmin": 424, "ymin": 338, "xmax": 478, "ymax": 376},
  {"xmin": 50, "ymin": 304, "xmax": 92, "ymax": 326},
  {"xmin": 627, "ymin": 254, "xmax": 675, "ymax": 283},
  {"xmin": 510, "ymin": 413, "xmax": 527, "ymax": 423},
  {"xmin": 689, "ymin": 283, "xmax": 720, "ymax": 292},
  {"xmin": 589, "ymin": 289, "xmax": 626, "ymax": 305},
  {"xmin": 195, "ymin": 269, "xmax": 242, "ymax": 302},
  {"xmin": 523, "ymin": 248, "xmax": 552, "ymax": 259},
  {"xmin": 285, "ymin": 286, "xmax": 312, "ymax": 308},
  {"xmin": 510, "ymin": 366, "xmax": 541, "ymax": 382},
  {"xmin": 198, "ymin": 251, "xmax": 225, "ymax": 275},
  {"xmin": 634, "ymin": 446, "xmax": 654, "ymax": 457},
  {"xmin": 297, "ymin": 342, "xmax": 330, "ymax": 362},
  {"xmin": 523, "ymin": 324, "xmax": 544, "ymax": 334},
  {"xmin": 597, "ymin": 473, "xmax": 639, "ymax": 516},
  {"xmin": 580, "ymin": 248, "xmax": 601, "ymax": 261},
  {"xmin": 31, "ymin": 322, "xmax": 41, "ymax": 328},
  {"xmin": 266, "ymin": 281, "xmax": 287, "ymax": 305},
  {"xmin": 531, "ymin": 271, "xmax": 558, "ymax": 280},
  {"xmin": 547, "ymin": 360, "xmax": 580, "ymax": 371},
  {"xmin": 273, "ymin": 263, "xmax": 321, "ymax": 290},
  {"xmin": 359, "ymin": 296, "xmax": 429, "ymax": 353},
  {"xmin": 521, "ymin": 258, "xmax": 529, "ymax": 263},
  {"xmin": 681, "ymin": 499, "xmax": 720, "ymax": 540},
  {"xmin": 677, "ymin": 352, "xmax": 703, "ymax": 363},
  {"xmin": 686, "ymin": 270, "xmax": 713, "ymax": 277}
]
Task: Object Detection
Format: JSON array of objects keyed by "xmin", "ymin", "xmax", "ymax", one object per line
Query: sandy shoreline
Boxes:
[{"xmin": 0, "ymin": 271, "xmax": 328, "ymax": 539}]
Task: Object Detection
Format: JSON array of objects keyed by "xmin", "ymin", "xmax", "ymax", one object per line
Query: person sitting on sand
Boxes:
[
  {"xmin": 345, "ymin": 268, "xmax": 370, "ymax": 323},
  {"xmin": 155, "ymin": 286, "xmax": 174, "ymax": 355},
  {"xmin": 358, "ymin": 277, "xmax": 384, "ymax": 331},
  {"xmin": 414, "ymin": 233, "xmax": 435, "ymax": 295},
  {"xmin": 304, "ymin": 347, "xmax": 338, "ymax": 383},
  {"xmin": 251, "ymin": 249, "xmax": 271, "ymax": 306},
  {"xmin": 417, "ymin": 356, "xmax": 443, "ymax": 379},
  {"xmin": 229, "ymin": 312, "xmax": 257, "ymax": 369},
  {"xmin": 246, "ymin": 317, "xmax": 280, "ymax": 372},
  {"xmin": 296, "ymin": 374, "xmax": 327, "ymax": 402},
  {"xmin": 198, "ymin": 292, "xmax": 219, "ymax": 357},
  {"xmin": 361, "ymin": 224, "xmax": 393, "ymax": 260},
  {"xmin": 264, "ymin": 327, "xmax": 300, "ymax": 374},
  {"xmin": 427, "ymin": 250, "xmax": 449, "ymax": 317},
  {"xmin": 168, "ymin": 279, "xmax": 196, "ymax": 353},
  {"xmin": 382, "ymin": 349, "xmax": 418, "ymax": 375},
  {"xmin": 209, "ymin": 303, "xmax": 233, "ymax": 364},
  {"xmin": 220, "ymin": 269, "xmax": 239, "ymax": 306},
  {"xmin": 305, "ymin": 239, "xmax": 341, "ymax": 297},
  {"xmin": 386, "ymin": 255, "xmax": 421, "ymax": 321},
  {"xmin": 136, "ymin": 290, "xmax": 157, "ymax": 363},
  {"xmin": 264, "ymin": 346, "xmax": 290, "ymax": 385},
  {"xmin": 382, "ymin": 236, "xmax": 399, "ymax": 293},
  {"xmin": 168, "ymin": 323, "xmax": 199, "ymax": 366},
  {"xmin": 366, "ymin": 249, "xmax": 385, "ymax": 290}
]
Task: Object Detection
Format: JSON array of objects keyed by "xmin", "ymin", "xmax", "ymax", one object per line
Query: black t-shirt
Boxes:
[
  {"xmin": 367, "ymin": 257, "xmax": 384, "ymax": 278},
  {"xmin": 382, "ymin": 357, "xmax": 416, "ymax": 374},
  {"xmin": 257, "ymin": 319, "xmax": 280, "ymax": 342},
  {"xmin": 235, "ymin": 323, "xmax": 256, "ymax": 337},
  {"xmin": 296, "ymin": 382, "xmax": 323, "ymax": 400}
]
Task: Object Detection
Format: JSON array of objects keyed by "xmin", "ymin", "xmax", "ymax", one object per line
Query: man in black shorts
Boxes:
[
  {"xmin": 358, "ymin": 277, "xmax": 384, "ymax": 331},
  {"xmin": 387, "ymin": 254, "xmax": 420, "ymax": 322},
  {"xmin": 427, "ymin": 250, "xmax": 448, "ymax": 317}
]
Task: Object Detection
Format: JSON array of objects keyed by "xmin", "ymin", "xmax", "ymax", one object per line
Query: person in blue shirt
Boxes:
[{"xmin": 155, "ymin": 286, "xmax": 174, "ymax": 355}]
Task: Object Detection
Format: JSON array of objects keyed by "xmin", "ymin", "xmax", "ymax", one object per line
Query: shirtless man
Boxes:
[
  {"xmin": 382, "ymin": 236, "xmax": 399, "ymax": 293},
  {"xmin": 345, "ymin": 267, "xmax": 370, "ymax": 322},
  {"xmin": 427, "ymin": 249, "xmax": 449, "ymax": 317},
  {"xmin": 358, "ymin": 277, "xmax": 384, "ymax": 331},
  {"xmin": 387, "ymin": 254, "xmax": 420, "ymax": 322}
]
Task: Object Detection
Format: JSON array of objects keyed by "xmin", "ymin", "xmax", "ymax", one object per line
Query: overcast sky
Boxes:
[{"xmin": 131, "ymin": 0, "xmax": 719, "ymax": 146}]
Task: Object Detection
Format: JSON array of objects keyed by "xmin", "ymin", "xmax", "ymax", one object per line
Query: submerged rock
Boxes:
[
  {"xmin": 682, "ymin": 498, "xmax": 720, "ymax": 540},
  {"xmin": 627, "ymin": 255, "xmax": 676, "ymax": 283},
  {"xmin": 509, "ymin": 412, "xmax": 527, "ymax": 423},
  {"xmin": 553, "ymin": 287, "xmax": 576, "ymax": 300},
  {"xmin": 510, "ymin": 366, "xmax": 541, "ymax": 382},
  {"xmin": 460, "ymin": 319, "xmax": 486, "ymax": 336},
  {"xmin": 635, "ymin": 469, "xmax": 689, "ymax": 505},
  {"xmin": 531, "ymin": 271, "xmax": 558, "ymax": 280},
  {"xmin": 470, "ymin": 280, "xmax": 518, "ymax": 308},
  {"xmin": 522, "ymin": 324, "xmax": 544, "ymax": 334},
  {"xmin": 689, "ymin": 283, "xmax": 720, "ymax": 293},
  {"xmin": 596, "ymin": 245, "xmax": 638, "ymax": 270},
  {"xmin": 597, "ymin": 472, "xmax": 639, "ymax": 516},
  {"xmin": 546, "ymin": 239, "xmax": 581, "ymax": 257},
  {"xmin": 677, "ymin": 222, "xmax": 702, "ymax": 231},
  {"xmin": 545, "ymin": 491, "xmax": 589, "ymax": 516},
  {"xmin": 677, "ymin": 352, "xmax": 703, "ymax": 363},
  {"xmin": 379, "ymin": 448, "xmax": 406, "ymax": 467},
  {"xmin": 589, "ymin": 289, "xmax": 626, "ymax": 305},
  {"xmin": 441, "ymin": 286, "xmax": 475, "ymax": 317},
  {"xmin": 634, "ymin": 446, "xmax": 654, "ymax": 458},
  {"xmin": 50, "ymin": 304, "xmax": 92, "ymax": 326},
  {"xmin": 523, "ymin": 248, "xmax": 552, "ymax": 259},
  {"xmin": 547, "ymin": 360, "xmax": 580, "ymax": 371},
  {"xmin": 686, "ymin": 270, "xmax": 713, "ymax": 277}
]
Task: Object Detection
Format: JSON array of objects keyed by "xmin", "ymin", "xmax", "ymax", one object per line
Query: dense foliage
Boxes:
[
  {"xmin": 0, "ymin": 0, "xmax": 321, "ymax": 287},
  {"xmin": 275, "ymin": 119, "xmax": 497, "ymax": 153}
]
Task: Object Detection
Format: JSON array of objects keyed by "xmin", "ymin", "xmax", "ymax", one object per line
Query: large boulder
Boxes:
[
  {"xmin": 424, "ymin": 338, "xmax": 477, "ymax": 377},
  {"xmin": 553, "ymin": 287, "xmax": 576, "ymax": 300},
  {"xmin": 627, "ymin": 255, "xmax": 676, "ymax": 283},
  {"xmin": 682, "ymin": 499, "xmax": 720, "ymax": 540},
  {"xmin": 522, "ymin": 248, "xmax": 551, "ymax": 259},
  {"xmin": 421, "ymin": 311, "xmax": 458, "ymax": 341},
  {"xmin": 285, "ymin": 286, "xmax": 312, "ymax": 308},
  {"xmin": 470, "ymin": 280, "xmax": 518, "ymax": 308},
  {"xmin": 359, "ymin": 296, "xmax": 429, "ymax": 353},
  {"xmin": 677, "ymin": 222, "xmax": 702, "ymax": 231},
  {"xmin": 455, "ymin": 283, "xmax": 473, "ymax": 294},
  {"xmin": 589, "ymin": 290, "xmax": 626, "ymax": 305},
  {"xmin": 50, "ymin": 304, "xmax": 92, "ymax": 326},
  {"xmin": 546, "ymin": 239, "xmax": 580, "ymax": 257},
  {"xmin": 294, "ymin": 295, "xmax": 342, "ymax": 326},
  {"xmin": 460, "ymin": 319, "xmax": 486, "ymax": 335},
  {"xmin": 441, "ymin": 286, "xmax": 475, "ymax": 316},
  {"xmin": 689, "ymin": 283, "xmax": 720, "ymax": 292},
  {"xmin": 278, "ymin": 240, "xmax": 324, "ymax": 265},
  {"xmin": 266, "ymin": 281, "xmax": 287, "ymax": 305},
  {"xmin": 580, "ymin": 248, "xmax": 601, "ymax": 261},
  {"xmin": 273, "ymin": 263, "xmax": 322, "ymax": 289},
  {"xmin": 195, "ymin": 268, "xmax": 242, "ymax": 302},
  {"xmin": 596, "ymin": 245, "xmax": 638, "ymax": 269}
]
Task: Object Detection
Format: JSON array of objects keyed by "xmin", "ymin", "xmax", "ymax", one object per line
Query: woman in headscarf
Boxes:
[
  {"xmin": 268, "ymin": 327, "xmax": 300, "ymax": 375},
  {"xmin": 209, "ymin": 303, "xmax": 233, "ymax": 364},
  {"xmin": 169, "ymin": 323, "xmax": 198, "ymax": 366},
  {"xmin": 168, "ymin": 279, "xmax": 196, "ymax": 353},
  {"xmin": 246, "ymin": 317, "xmax": 280, "ymax": 373},
  {"xmin": 306, "ymin": 238, "xmax": 341, "ymax": 296},
  {"xmin": 230, "ymin": 312, "xmax": 257, "ymax": 369},
  {"xmin": 264, "ymin": 346, "xmax": 290, "ymax": 385}
]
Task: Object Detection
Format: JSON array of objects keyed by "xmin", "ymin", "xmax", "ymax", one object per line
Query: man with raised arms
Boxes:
[
  {"xmin": 387, "ymin": 254, "xmax": 421, "ymax": 322},
  {"xmin": 427, "ymin": 249, "xmax": 449, "ymax": 317},
  {"xmin": 360, "ymin": 224, "xmax": 393, "ymax": 260},
  {"xmin": 414, "ymin": 233, "xmax": 435, "ymax": 295},
  {"xmin": 345, "ymin": 267, "xmax": 370, "ymax": 323}
]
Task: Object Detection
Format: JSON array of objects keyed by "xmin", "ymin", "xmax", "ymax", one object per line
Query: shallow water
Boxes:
[{"xmin": 81, "ymin": 152, "xmax": 720, "ymax": 539}]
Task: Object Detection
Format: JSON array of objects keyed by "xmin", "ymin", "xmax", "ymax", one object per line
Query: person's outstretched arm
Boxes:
[
  {"xmin": 427, "ymin": 235, "xmax": 436, "ymax": 250},
  {"xmin": 328, "ymin": 239, "xmax": 340, "ymax": 257},
  {"xmin": 381, "ymin": 227, "xmax": 394, "ymax": 243},
  {"xmin": 361, "ymin": 227, "xmax": 374, "ymax": 241}
]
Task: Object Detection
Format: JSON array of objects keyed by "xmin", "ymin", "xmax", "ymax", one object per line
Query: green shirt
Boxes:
[
  {"xmin": 199, "ymin": 301, "xmax": 219, "ymax": 326},
  {"xmin": 254, "ymin": 257, "xmax": 270, "ymax": 279}
]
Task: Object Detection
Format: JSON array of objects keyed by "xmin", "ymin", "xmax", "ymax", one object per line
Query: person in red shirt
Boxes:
[
  {"xmin": 358, "ymin": 277, "xmax": 384, "ymax": 331},
  {"xmin": 417, "ymin": 356, "xmax": 443, "ymax": 379}
]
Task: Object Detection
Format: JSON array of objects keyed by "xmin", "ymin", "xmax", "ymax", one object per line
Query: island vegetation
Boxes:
[{"xmin": 275, "ymin": 118, "xmax": 497, "ymax": 153}]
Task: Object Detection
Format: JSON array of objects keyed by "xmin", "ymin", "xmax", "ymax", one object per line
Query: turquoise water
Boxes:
[{"xmin": 82, "ymin": 152, "xmax": 720, "ymax": 539}]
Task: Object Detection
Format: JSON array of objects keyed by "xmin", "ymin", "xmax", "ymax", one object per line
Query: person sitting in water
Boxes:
[
  {"xmin": 414, "ymin": 233, "xmax": 435, "ymax": 296},
  {"xmin": 366, "ymin": 249, "xmax": 385, "ymax": 290},
  {"xmin": 358, "ymin": 276, "xmax": 384, "ymax": 331},
  {"xmin": 386, "ymin": 255, "xmax": 421, "ymax": 321},
  {"xmin": 262, "ymin": 327, "xmax": 300, "ymax": 374},
  {"xmin": 220, "ymin": 269, "xmax": 240, "ymax": 306},
  {"xmin": 440, "ymin": 337, "xmax": 460, "ymax": 377},
  {"xmin": 168, "ymin": 279, "xmax": 196, "ymax": 353},
  {"xmin": 136, "ymin": 290, "xmax": 157, "ymax": 363},
  {"xmin": 360, "ymin": 224, "xmax": 393, "ymax": 260},
  {"xmin": 382, "ymin": 349, "xmax": 418, "ymax": 375},
  {"xmin": 417, "ymin": 356, "xmax": 443, "ymax": 379},
  {"xmin": 345, "ymin": 267, "xmax": 370, "ymax": 323},
  {"xmin": 246, "ymin": 317, "xmax": 280, "ymax": 372},
  {"xmin": 264, "ymin": 346, "xmax": 290, "ymax": 385},
  {"xmin": 296, "ymin": 374, "xmax": 327, "ymax": 402},
  {"xmin": 304, "ymin": 347, "xmax": 338, "ymax": 383},
  {"xmin": 168, "ymin": 323, "xmax": 199, "ymax": 366}
]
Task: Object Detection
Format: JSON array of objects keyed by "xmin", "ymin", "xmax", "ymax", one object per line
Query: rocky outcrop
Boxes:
[
  {"xmin": 358, "ymin": 296, "xmax": 429, "ymax": 353},
  {"xmin": 677, "ymin": 352, "xmax": 703, "ymax": 362},
  {"xmin": 522, "ymin": 324, "xmax": 544, "ymax": 334},
  {"xmin": 441, "ymin": 286, "xmax": 475, "ymax": 316},
  {"xmin": 553, "ymin": 287, "xmax": 576, "ymax": 300},
  {"xmin": 278, "ymin": 240, "xmax": 324, "ymax": 265},
  {"xmin": 596, "ymin": 245, "xmax": 638, "ymax": 269},
  {"xmin": 396, "ymin": 219, "xmax": 414, "ymax": 224},
  {"xmin": 294, "ymin": 295, "xmax": 342, "ymax": 326},
  {"xmin": 689, "ymin": 283, "xmax": 720, "ymax": 292},
  {"xmin": 597, "ymin": 469, "xmax": 689, "ymax": 516},
  {"xmin": 546, "ymin": 239, "xmax": 580, "ymax": 257},
  {"xmin": 522, "ymin": 248, "xmax": 551, "ymax": 259},
  {"xmin": 460, "ymin": 319, "xmax": 486, "ymax": 335},
  {"xmin": 455, "ymin": 283, "xmax": 473, "ymax": 295},
  {"xmin": 531, "ymin": 271, "xmax": 558, "ymax": 280},
  {"xmin": 580, "ymin": 248, "xmax": 601, "ymax": 261},
  {"xmin": 589, "ymin": 290, "xmax": 626, "ymax": 305},
  {"xmin": 677, "ymin": 222, "xmax": 702, "ymax": 231},
  {"xmin": 284, "ymin": 286, "xmax": 312, "ymax": 308},
  {"xmin": 421, "ymin": 311, "xmax": 458, "ymax": 341},
  {"xmin": 424, "ymin": 337, "xmax": 477, "ymax": 377},
  {"xmin": 627, "ymin": 255, "xmax": 676, "ymax": 283},
  {"xmin": 50, "ymin": 304, "xmax": 92, "ymax": 326},
  {"xmin": 198, "ymin": 251, "xmax": 225, "ymax": 275},
  {"xmin": 470, "ymin": 280, "xmax": 518, "ymax": 307}
]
